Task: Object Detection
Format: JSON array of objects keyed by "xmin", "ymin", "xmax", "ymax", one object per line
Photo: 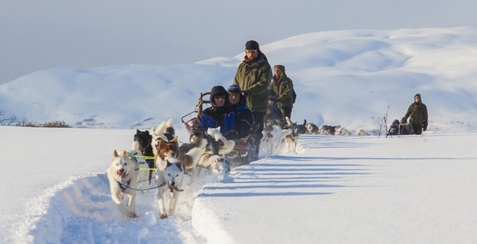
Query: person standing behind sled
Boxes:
[
  {"xmin": 401, "ymin": 93, "xmax": 428, "ymax": 135},
  {"xmin": 269, "ymin": 65, "xmax": 295, "ymax": 120},
  {"xmin": 233, "ymin": 40, "xmax": 272, "ymax": 161}
]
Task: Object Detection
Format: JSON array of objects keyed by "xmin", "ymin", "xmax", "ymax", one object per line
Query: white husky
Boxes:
[
  {"xmin": 107, "ymin": 150, "xmax": 138, "ymax": 218},
  {"xmin": 156, "ymin": 156, "xmax": 184, "ymax": 219},
  {"xmin": 187, "ymin": 127, "xmax": 235, "ymax": 173},
  {"xmin": 261, "ymin": 123, "xmax": 283, "ymax": 155}
]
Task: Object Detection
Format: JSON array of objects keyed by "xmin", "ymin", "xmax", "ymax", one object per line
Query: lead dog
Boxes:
[
  {"xmin": 131, "ymin": 129, "xmax": 155, "ymax": 185},
  {"xmin": 107, "ymin": 150, "xmax": 138, "ymax": 218},
  {"xmin": 156, "ymin": 156, "xmax": 184, "ymax": 219}
]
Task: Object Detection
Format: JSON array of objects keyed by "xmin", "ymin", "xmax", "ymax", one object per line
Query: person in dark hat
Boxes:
[
  {"xmin": 401, "ymin": 93, "xmax": 428, "ymax": 135},
  {"xmin": 233, "ymin": 40, "xmax": 272, "ymax": 161},
  {"xmin": 194, "ymin": 86, "xmax": 234, "ymax": 135},
  {"xmin": 387, "ymin": 119, "xmax": 400, "ymax": 136}
]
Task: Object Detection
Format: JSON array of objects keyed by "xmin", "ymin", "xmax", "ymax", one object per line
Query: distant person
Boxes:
[
  {"xmin": 269, "ymin": 65, "xmax": 295, "ymax": 120},
  {"xmin": 387, "ymin": 119, "xmax": 400, "ymax": 136},
  {"xmin": 226, "ymin": 84, "xmax": 254, "ymax": 140},
  {"xmin": 401, "ymin": 93, "xmax": 428, "ymax": 135},
  {"xmin": 233, "ymin": 40, "xmax": 272, "ymax": 160}
]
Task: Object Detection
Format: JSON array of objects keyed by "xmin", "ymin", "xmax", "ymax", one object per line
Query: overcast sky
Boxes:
[{"xmin": 1, "ymin": 0, "xmax": 476, "ymax": 84}]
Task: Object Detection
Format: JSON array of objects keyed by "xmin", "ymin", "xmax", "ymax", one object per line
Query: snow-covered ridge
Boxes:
[{"xmin": 1, "ymin": 27, "xmax": 476, "ymax": 132}]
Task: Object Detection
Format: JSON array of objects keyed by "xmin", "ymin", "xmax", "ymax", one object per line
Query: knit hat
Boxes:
[
  {"xmin": 210, "ymin": 86, "xmax": 228, "ymax": 107},
  {"xmin": 414, "ymin": 93, "xmax": 421, "ymax": 99},
  {"xmin": 228, "ymin": 84, "xmax": 242, "ymax": 93},
  {"xmin": 245, "ymin": 40, "xmax": 260, "ymax": 50},
  {"xmin": 268, "ymin": 94, "xmax": 276, "ymax": 100}
]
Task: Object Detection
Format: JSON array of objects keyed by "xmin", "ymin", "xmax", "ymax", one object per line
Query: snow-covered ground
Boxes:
[
  {"xmin": 1, "ymin": 27, "xmax": 477, "ymax": 243},
  {"xmin": 1, "ymin": 127, "xmax": 476, "ymax": 243}
]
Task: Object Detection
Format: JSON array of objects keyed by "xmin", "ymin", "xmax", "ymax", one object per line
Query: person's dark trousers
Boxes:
[
  {"xmin": 411, "ymin": 123, "xmax": 422, "ymax": 135},
  {"xmin": 282, "ymin": 107, "xmax": 292, "ymax": 120},
  {"xmin": 250, "ymin": 111, "xmax": 265, "ymax": 160}
]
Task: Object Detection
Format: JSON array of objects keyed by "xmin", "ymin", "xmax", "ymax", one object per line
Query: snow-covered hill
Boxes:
[{"xmin": 1, "ymin": 27, "xmax": 477, "ymax": 132}]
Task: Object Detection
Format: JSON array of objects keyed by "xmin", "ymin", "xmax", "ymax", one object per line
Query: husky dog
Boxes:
[
  {"xmin": 202, "ymin": 127, "xmax": 235, "ymax": 173},
  {"xmin": 181, "ymin": 127, "xmax": 235, "ymax": 174},
  {"xmin": 320, "ymin": 125, "xmax": 339, "ymax": 135},
  {"xmin": 107, "ymin": 150, "xmax": 138, "ymax": 218},
  {"xmin": 131, "ymin": 129, "xmax": 155, "ymax": 185},
  {"xmin": 206, "ymin": 127, "xmax": 235, "ymax": 155},
  {"xmin": 151, "ymin": 119, "xmax": 180, "ymax": 167},
  {"xmin": 151, "ymin": 119, "xmax": 176, "ymax": 157},
  {"xmin": 357, "ymin": 128, "xmax": 370, "ymax": 136},
  {"xmin": 132, "ymin": 129, "xmax": 153, "ymax": 156},
  {"xmin": 281, "ymin": 117, "xmax": 298, "ymax": 152},
  {"xmin": 297, "ymin": 119, "xmax": 307, "ymax": 135},
  {"xmin": 336, "ymin": 126, "xmax": 351, "ymax": 136},
  {"xmin": 305, "ymin": 122, "xmax": 320, "ymax": 134},
  {"xmin": 156, "ymin": 156, "xmax": 184, "ymax": 219},
  {"xmin": 261, "ymin": 121, "xmax": 283, "ymax": 155}
]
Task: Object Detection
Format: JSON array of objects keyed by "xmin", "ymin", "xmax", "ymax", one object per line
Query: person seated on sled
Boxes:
[
  {"xmin": 192, "ymin": 85, "xmax": 235, "ymax": 154},
  {"xmin": 226, "ymin": 85, "xmax": 254, "ymax": 142},
  {"xmin": 194, "ymin": 85, "xmax": 234, "ymax": 133},
  {"xmin": 387, "ymin": 119, "xmax": 400, "ymax": 135},
  {"xmin": 264, "ymin": 94, "xmax": 284, "ymax": 127}
]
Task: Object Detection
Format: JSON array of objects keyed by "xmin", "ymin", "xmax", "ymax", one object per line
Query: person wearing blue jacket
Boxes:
[
  {"xmin": 226, "ymin": 84, "xmax": 254, "ymax": 140},
  {"xmin": 194, "ymin": 85, "xmax": 235, "ymax": 136}
]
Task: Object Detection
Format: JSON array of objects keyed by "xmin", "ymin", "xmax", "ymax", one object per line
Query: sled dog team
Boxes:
[
  {"xmin": 107, "ymin": 118, "xmax": 380, "ymax": 219},
  {"xmin": 108, "ymin": 119, "xmax": 237, "ymax": 219}
]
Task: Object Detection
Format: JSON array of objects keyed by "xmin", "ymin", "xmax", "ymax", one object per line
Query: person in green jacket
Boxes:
[
  {"xmin": 401, "ymin": 93, "xmax": 428, "ymax": 135},
  {"xmin": 233, "ymin": 40, "xmax": 272, "ymax": 161},
  {"xmin": 270, "ymin": 65, "xmax": 295, "ymax": 120}
]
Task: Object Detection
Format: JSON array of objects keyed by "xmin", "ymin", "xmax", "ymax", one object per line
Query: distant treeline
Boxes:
[{"xmin": 0, "ymin": 110, "xmax": 70, "ymax": 128}]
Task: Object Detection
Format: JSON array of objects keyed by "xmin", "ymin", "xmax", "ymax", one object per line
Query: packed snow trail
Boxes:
[{"xmin": 14, "ymin": 172, "xmax": 208, "ymax": 243}]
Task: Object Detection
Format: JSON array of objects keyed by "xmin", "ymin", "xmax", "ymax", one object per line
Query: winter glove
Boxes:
[
  {"xmin": 423, "ymin": 120, "xmax": 428, "ymax": 131},
  {"xmin": 401, "ymin": 117, "xmax": 407, "ymax": 124}
]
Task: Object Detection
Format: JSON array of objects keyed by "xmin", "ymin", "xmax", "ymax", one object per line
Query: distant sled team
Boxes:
[{"xmin": 293, "ymin": 119, "xmax": 364, "ymax": 137}]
